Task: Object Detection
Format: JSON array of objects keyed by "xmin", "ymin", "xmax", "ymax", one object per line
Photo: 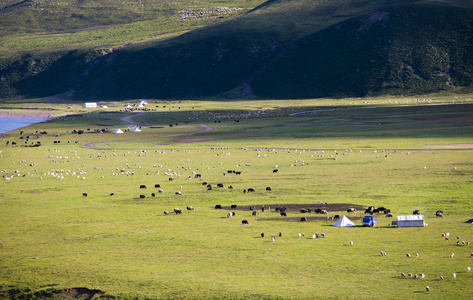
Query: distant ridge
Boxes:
[{"xmin": 1, "ymin": 0, "xmax": 473, "ymax": 100}]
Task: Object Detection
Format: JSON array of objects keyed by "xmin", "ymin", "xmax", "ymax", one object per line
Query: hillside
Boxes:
[{"xmin": 1, "ymin": 0, "xmax": 473, "ymax": 100}]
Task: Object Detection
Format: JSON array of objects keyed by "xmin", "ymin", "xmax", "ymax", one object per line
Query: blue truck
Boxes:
[{"xmin": 362, "ymin": 216, "xmax": 378, "ymax": 227}]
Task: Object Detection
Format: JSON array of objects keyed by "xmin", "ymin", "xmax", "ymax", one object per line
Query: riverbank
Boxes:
[
  {"xmin": 0, "ymin": 112, "xmax": 56, "ymax": 119},
  {"xmin": 0, "ymin": 112, "xmax": 54, "ymax": 135}
]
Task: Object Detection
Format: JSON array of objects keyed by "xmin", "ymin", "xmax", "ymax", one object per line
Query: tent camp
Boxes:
[
  {"xmin": 113, "ymin": 129, "xmax": 124, "ymax": 134},
  {"xmin": 130, "ymin": 127, "xmax": 141, "ymax": 132},
  {"xmin": 332, "ymin": 215, "xmax": 356, "ymax": 227},
  {"xmin": 84, "ymin": 102, "xmax": 97, "ymax": 108},
  {"xmin": 397, "ymin": 215, "xmax": 425, "ymax": 227}
]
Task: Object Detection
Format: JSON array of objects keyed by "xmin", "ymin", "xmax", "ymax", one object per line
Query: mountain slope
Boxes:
[{"xmin": 1, "ymin": 0, "xmax": 473, "ymax": 100}]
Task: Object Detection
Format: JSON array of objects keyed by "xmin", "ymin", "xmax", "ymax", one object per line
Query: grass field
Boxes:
[{"xmin": 1, "ymin": 96, "xmax": 473, "ymax": 299}]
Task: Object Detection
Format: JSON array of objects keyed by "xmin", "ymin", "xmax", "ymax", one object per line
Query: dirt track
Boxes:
[{"xmin": 83, "ymin": 124, "xmax": 214, "ymax": 149}]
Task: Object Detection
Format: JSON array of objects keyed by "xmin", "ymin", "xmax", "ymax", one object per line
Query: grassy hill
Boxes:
[{"xmin": 1, "ymin": 0, "xmax": 473, "ymax": 100}]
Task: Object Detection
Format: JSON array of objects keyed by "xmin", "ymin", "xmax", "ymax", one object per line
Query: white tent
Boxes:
[
  {"xmin": 332, "ymin": 215, "xmax": 356, "ymax": 227},
  {"xmin": 130, "ymin": 127, "xmax": 141, "ymax": 132},
  {"xmin": 397, "ymin": 215, "xmax": 425, "ymax": 227},
  {"xmin": 113, "ymin": 128, "xmax": 124, "ymax": 134},
  {"xmin": 84, "ymin": 102, "xmax": 97, "ymax": 108},
  {"xmin": 137, "ymin": 100, "xmax": 147, "ymax": 108}
]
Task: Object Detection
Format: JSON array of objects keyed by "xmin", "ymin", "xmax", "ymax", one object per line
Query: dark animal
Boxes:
[
  {"xmin": 315, "ymin": 209, "xmax": 322, "ymax": 214},
  {"xmin": 249, "ymin": 206, "xmax": 255, "ymax": 210},
  {"xmin": 231, "ymin": 205, "xmax": 238, "ymax": 209},
  {"xmin": 321, "ymin": 210, "xmax": 328, "ymax": 214},
  {"xmin": 242, "ymin": 220, "xmax": 249, "ymax": 225},
  {"xmin": 247, "ymin": 188, "xmax": 255, "ymax": 192},
  {"xmin": 273, "ymin": 169, "xmax": 278, "ymax": 173},
  {"xmin": 215, "ymin": 205, "xmax": 222, "ymax": 209},
  {"xmin": 261, "ymin": 233, "xmax": 264, "ymax": 238},
  {"xmin": 110, "ymin": 193, "xmax": 114, "ymax": 196},
  {"xmin": 164, "ymin": 211, "xmax": 169, "ymax": 215},
  {"xmin": 155, "ymin": 184, "xmax": 161, "ymax": 188},
  {"xmin": 195, "ymin": 174, "xmax": 202, "ymax": 178},
  {"xmin": 436, "ymin": 211, "xmax": 443, "ymax": 217},
  {"xmin": 347, "ymin": 208, "xmax": 356, "ymax": 213},
  {"xmin": 151, "ymin": 193, "xmax": 156, "ymax": 197},
  {"xmin": 186, "ymin": 206, "xmax": 195, "ymax": 211},
  {"xmin": 266, "ymin": 187, "xmax": 271, "ymax": 191},
  {"xmin": 174, "ymin": 208, "xmax": 182, "ymax": 214},
  {"xmin": 386, "ymin": 213, "xmax": 393, "ymax": 218},
  {"xmin": 252, "ymin": 211, "xmax": 257, "ymax": 216},
  {"xmin": 228, "ymin": 185, "xmax": 233, "ymax": 189},
  {"xmin": 300, "ymin": 217, "xmax": 308, "ymax": 222},
  {"xmin": 140, "ymin": 185, "xmax": 147, "ymax": 189},
  {"xmin": 140, "ymin": 194, "xmax": 146, "ymax": 199},
  {"xmin": 413, "ymin": 210, "xmax": 421, "ymax": 215},
  {"xmin": 280, "ymin": 212, "xmax": 287, "ymax": 216},
  {"xmin": 217, "ymin": 183, "xmax": 224, "ymax": 188},
  {"xmin": 82, "ymin": 193, "xmax": 87, "ymax": 197},
  {"xmin": 235, "ymin": 171, "xmax": 241, "ymax": 175},
  {"xmin": 384, "ymin": 209, "xmax": 391, "ymax": 214},
  {"xmin": 334, "ymin": 215, "xmax": 340, "ymax": 220},
  {"xmin": 300, "ymin": 209, "xmax": 309, "ymax": 213}
]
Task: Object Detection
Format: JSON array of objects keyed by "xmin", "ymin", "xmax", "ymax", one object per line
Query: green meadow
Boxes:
[{"xmin": 1, "ymin": 96, "xmax": 473, "ymax": 299}]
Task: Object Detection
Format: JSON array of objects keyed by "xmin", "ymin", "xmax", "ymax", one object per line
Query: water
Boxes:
[{"xmin": 0, "ymin": 117, "xmax": 49, "ymax": 135}]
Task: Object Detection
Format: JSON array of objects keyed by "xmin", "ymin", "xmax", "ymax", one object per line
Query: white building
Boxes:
[{"xmin": 84, "ymin": 102, "xmax": 97, "ymax": 108}]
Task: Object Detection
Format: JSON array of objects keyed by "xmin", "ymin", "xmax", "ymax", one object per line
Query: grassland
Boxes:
[{"xmin": 0, "ymin": 96, "xmax": 473, "ymax": 299}]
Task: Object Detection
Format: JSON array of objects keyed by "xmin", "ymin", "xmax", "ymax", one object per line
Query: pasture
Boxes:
[{"xmin": 1, "ymin": 97, "xmax": 473, "ymax": 299}]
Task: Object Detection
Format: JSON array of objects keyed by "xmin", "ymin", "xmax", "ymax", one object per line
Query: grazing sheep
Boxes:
[
  {"xmin": 347, "ymin": 208, "xmax": 356, "ymax": 213},
  {"xmin": 186, "ymin": 206, "xmax": 195, "ymax": 211},
  {"xmin": 227, "ymin": 213, "xmax": 232, "ymax": 218},
  {"xmin": 419, "ymin": 273, "xmax": 425, "ymax": 279},
  {"xmin": 416, "ymin": 253, "xmax": 419, "ymax": 258},
  {"xmin": 140, "ymin": 185, "xmax": 147, "ymax": 189},
  {"xmin": 321, "ymin": 233, "xmax": 325, "ymax": 238},
  {"xmin": 164, "ymin": 211, "xmax": 169, "ymax": 215},
  {"xmin": 261, "ymin": 233, "xmax": 264, "ymax": 238},
  {"xmin": 158, "ymin": 189, "xmax": 164, "ymax": 193},
  {"xmin": 174, "ymin": 208, "xmax": 182, "ymax": 214},
  {"xmin": 350, "ymin": 241, "xmax": 353, "ymax": 246},
  {"xmin": 242, "ymin": 220, "xmax": 249, "ymax": 225},
  {"xmin": 426, "ymin": 286, "xmax": 430, "ymax": 292},
  {"xmin": 139, "ymin": 194, "xmax": 146, "ymax": 199},
  {"xmin": 401, "ymin": 272, "xmax": 406, "ymax": 277},
  {"xmin": 407, "ymin": 273, "xmax": 412, "ymax": 277},
  {"xmin": 467, "ymin": 267, "xmax": 471, "ymax": 272},
  {"xmin": 440, "ymin": 276, "xmax": 444, "ymax": 280},
  {"xmin": 453, "ymin": 273, "xmax": 456, "ymax": 278},
  {"xmin": 385, "ymin": 213, "xmax": 393, "ymax": 218},
  {"xmin": 82, "ymin": 193, "xmax": 87, "ymax": 197},
  {"xmin": 406, "ymin": 253, "xmax": 411, "ymax": 258},
  {"xmin": 175, "ymin": 191, "xmax": 182, "ymax": 195},
  {"xmin": 450, "ymin": 253, "xmax": 454, "ymax": 258}
]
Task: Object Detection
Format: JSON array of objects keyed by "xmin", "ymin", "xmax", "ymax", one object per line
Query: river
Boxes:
[{"xmin": 0, "ymin": 117, "xmax": 49, "ymax": 135}]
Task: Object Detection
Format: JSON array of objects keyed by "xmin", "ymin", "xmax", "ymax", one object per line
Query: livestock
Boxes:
[
  {"xmin": 140, "ymin": 185, "xmax": 147, "ymax": 189},
  {"xmin": 426, "ymin": 286, "xmax": 430, "ymax": 292},
  {"xmin": 228, "ymin": 185, "xmax": 233, "ymax": 189},
  {"xmin": 242, "ymin": 220, "xmax": 249, "ymax": 225},
  {"xmin": 231, "ymin": 205, "xmax": 237, "ymax": 209},
  {"xmin": 247, "ymin": 188, "xmax": 255, "ymax": 192},
  {"xmin": 175, "ymin": 191, "xmax": 182, "ymax": 195},
  {"xmin": 436, "ymin": 210, "xmax": 443, "ymax": 217},
  {"xmin": 413, "ymin": 210, "xmax": 421, "ymax": 215},
  {"xmin": 386, "ymin": 213, "xmax": 393, "ymax": 218},
  {"xmin": 215, "ymin": 205, "xmax": 222, "ymax": 209},
  {"xmin": 158, "ymin": 189, "xmax": 164, "ymax": 193},
  {"xmin": 155, "ymin": 184, "xmax": 161, "ymax": 188},
  {"xmin": 261, "ymin": 233, "xmax": 264, "ymax": 238},
  {"xmin": 350, "ymin": 241, "xmax": 354, "ymax": 246},
  {"xmin": 266, "ymin": 187, "xmax": 271, "ymax": 191},
  {"xmin": 315, "ymin": 209, "xmax": 322, "ymax": 214},
  {"xmin": 300, "ymin": 209, "xmax": 309, "ymax": 213},
  {"xmin": 195, "ymin": 174, "xmax": 202, "ymax": 178},
  {"xmin": 273, "ymin": 169, "xmax": 278, "ymax": 173},
  {"xmin": 252, "ymin": 211, "xmax": 257, "ymax": 216},
  {"xmin": 151, "ymin": 193, "xmax": 156, "ymax": 197},
  {"xmin": 406, "ymin": 253, "xmax": 411, "ymax": 258},
  {"xmin": 235, "ymin": 171, "xmax": 241, "ymax": 175},
  {"xmin": 334, "ymin": 215, "xmax": 340, "ymax": 220},
  {"xmin": 164, "ymin": 211, "xmax": 169, "ymax": 215},
  {"xmin": 186, "ymin": 206, "xmax": 195, "ymax": 211},
  {"xmin": 82, "ymin": 193, "xmax": 87, "ymax": 197},
  {"xmin": 140, "ymin": 194, "xmax": 146, "ymax": 199},
  {"xmin": 249, "ymin": 206, "xmax": 255, "ymax": 210},
  {"xmin": 347, "ymin": 208, "xmax": 356, "ymax": 213},
  {"xmin": 110, "ymin": 193, "xmax": 114, "ymax": 196},
  {"xmin": 280, "ymin": 212, "xmax": 287, "ymax": 217},
  {"xmin": 300, "ymin": 217, "xmax": 308, "ymax": 222},
  {"xmin": 174, "ymin": 208, "xmax": 182, "ymax": 214},
  {"xmin": 217, "ymin": 183, "xmax": 224, "ymax": 188},
  {"xmin": 227, "ymin": 212, "xmax": 232, "ymax": 218},
  {"xmin": 321, "ymin": 210, "xmax": 328, "ymax": 214},
  {"xmin": 383, "ymin": 209, "xmax": 391, "ymax": 214}
]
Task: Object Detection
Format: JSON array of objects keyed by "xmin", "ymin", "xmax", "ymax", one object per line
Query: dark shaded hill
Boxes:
[{"xmin": 1, "ymin": 0, "xmax": 473, "ymax": 100}]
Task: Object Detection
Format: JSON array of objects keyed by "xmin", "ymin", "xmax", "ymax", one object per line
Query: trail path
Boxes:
[{"xmin": 84, "ymin": 113, "xmax": 214, "ymax": 149}]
